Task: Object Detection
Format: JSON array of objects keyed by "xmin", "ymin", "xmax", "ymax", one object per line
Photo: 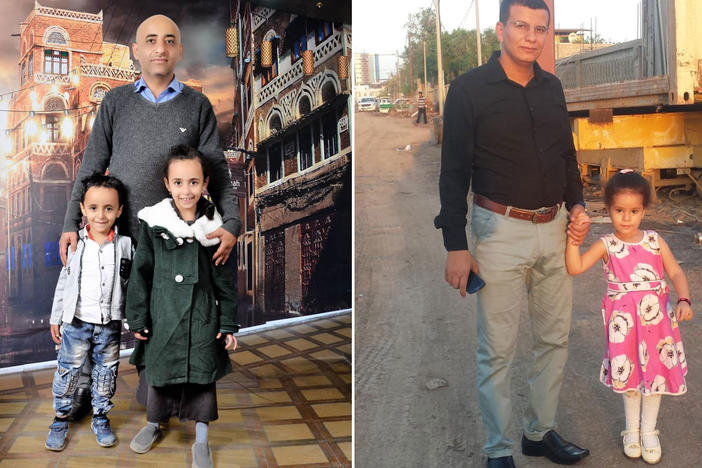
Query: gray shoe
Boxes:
[
  {"xmin": 129, "ymin": 424, "xmax": 161, "ymax": 453},
  {"xmin": 192, "ymin": 442, "xmax": 213, "ymax": 468}
]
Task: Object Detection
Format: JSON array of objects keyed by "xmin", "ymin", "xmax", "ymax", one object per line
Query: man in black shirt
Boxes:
[{"xmin": 435, "ymin": 1, "xmax": 590, "ymax": 467}]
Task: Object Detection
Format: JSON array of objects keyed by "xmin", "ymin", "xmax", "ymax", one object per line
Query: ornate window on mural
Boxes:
[
  {"xmin": 45, "ymin": 97, "xmax": 64, "ymax": 112},
  {"xmin": 322, "ymin": 81, "xmax": 337, "ymax": 103},
  {"xmin": 45, "ymin": 115, "xmax": 59, "ymax": 142},
  {"xmin": 268, "ymin": 142, "xmax": 283, "ymax": 183},
  {"xmin": 44, "ymin": 50, "xmax": 68, "ymax": 75},
  {"xmin": 316, "ymin": 21, "xmax": 333, "ymax": 44},
  {"xmin": 44, "ymin": 162, "xmax": 68, "ymax": 181},
  {"xmin": 269, "ymin": 114, "xmax": 282, "ymax": 136},
  {"xmin": 298, "ymin": 95, "xmax": 311, "ymax": 117},
  {"xmin": 299, "ymin": 126, "xmax": 314, "ymax": 171},
  {"xmin": 47, "ymin": 31, "xmax": 67, "ymax": 45},
  {"xmin": 291, "ymin": 32, "xmax": 307, "ymax": 63},
  {"xmin": 262, "ymin": 61, "xmax": 278, "ymax": 87},
  {"xmin": 322, "ymin": 111, "xmax": 339, "ymax": 159},
  {"xmin": 92, "ymin": 86, "xmax": 109, "ymax": 102},
  {"xmin": 20, "ymin": 61, "xmax": 26, "ymax": 86},
  {"xmin": 28, "ymin": 53, "xmax": 33, "ymax": 80}
]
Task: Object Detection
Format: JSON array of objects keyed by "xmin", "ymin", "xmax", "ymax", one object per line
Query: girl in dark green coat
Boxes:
[{"xmin": 126, "ymin": 145, "xmax": 238, "ymax": 467}]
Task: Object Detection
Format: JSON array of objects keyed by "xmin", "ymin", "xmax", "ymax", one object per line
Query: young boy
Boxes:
[{"xmin": 46, "ymin": 173, "xmax": 133, "ymax": 451}]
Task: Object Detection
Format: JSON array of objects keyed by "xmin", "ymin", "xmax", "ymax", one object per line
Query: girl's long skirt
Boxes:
[{"xmin": 136, "ymin": 368, "xmax": 218, "ymax": 422}]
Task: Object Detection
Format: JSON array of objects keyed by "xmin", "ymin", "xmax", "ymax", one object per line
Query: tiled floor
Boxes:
[{"xmin": 0, "ymin": 312, "xmax": 351, "ymax": 467}]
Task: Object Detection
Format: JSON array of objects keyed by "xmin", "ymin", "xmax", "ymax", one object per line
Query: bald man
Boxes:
[{"xmin": 55, "ymin": 16, "xmax": 240, "ymax": 462}]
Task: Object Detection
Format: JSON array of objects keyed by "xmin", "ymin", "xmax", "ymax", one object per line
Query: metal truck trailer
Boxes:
[{"xmin": 555, "ymin": 0, "xmax": 702, "ymax": 196}]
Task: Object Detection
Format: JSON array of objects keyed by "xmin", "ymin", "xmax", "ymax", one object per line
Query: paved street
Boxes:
[{"xmin": 354, "ymin": 111, "xmax": 702, "ymax": 467}]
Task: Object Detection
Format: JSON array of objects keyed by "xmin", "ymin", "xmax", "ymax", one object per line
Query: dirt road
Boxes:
[{"xmin": 354, "ymin": 111, "xmax": 702, "ymax": 467}]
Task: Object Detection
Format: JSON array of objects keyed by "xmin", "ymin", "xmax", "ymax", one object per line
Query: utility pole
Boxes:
[
  {"xmin": 396, "ymin": 51, "xmax": 401, "ymax": 99},
  {"xmin": 407, "ymin": 34, "xmax": 413, "ymax": 95},
  {"xmin": 475, "ymin": 0, "xmax": 482, "ymax": 66},
  {"xmin": 423, "ymin": 39, "xmax": 427, "ymax": 94},
  {"xmin": 435, "ymin": 0, "xmax": 445, "ymax": 115}
]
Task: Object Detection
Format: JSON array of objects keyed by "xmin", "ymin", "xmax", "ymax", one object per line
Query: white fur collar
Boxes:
[{"xmin": 137, "ymin": 198, "xmax": 222, "ymax": 247}]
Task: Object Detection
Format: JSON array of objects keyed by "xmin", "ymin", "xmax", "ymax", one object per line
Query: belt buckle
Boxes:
[{"xmin": 531, "ymin": 207, "xmax": 552, "ymax": 223}]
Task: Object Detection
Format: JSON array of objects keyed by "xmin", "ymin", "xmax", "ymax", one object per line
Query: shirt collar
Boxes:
[
  {"xmin": 86, "ymin": 224, "xmax": 115, "ymax": 243},
  {"xmin": 134, "ymin": 75, "xmax": 183, "ymax": 94},
  {"xmin": 484, "ymin": 51, "xmax": 545, "ymax": 85}
]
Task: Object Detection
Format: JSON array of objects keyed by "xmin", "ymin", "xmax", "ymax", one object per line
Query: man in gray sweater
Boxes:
[
  {"xmin": 58, "ymin": 17, "xmax": 241, "ymax": 462},
  {"xmin": 61, "ymin": 14, "xmax": 240, "ymax": 260}
]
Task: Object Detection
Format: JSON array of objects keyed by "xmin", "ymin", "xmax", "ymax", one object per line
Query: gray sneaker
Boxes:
[
  {"xmin": 192, "ymin": 442, "xmax": 213, "ymax": 468},
  {"xmin": 129, "ymin": 424, "xmax": 161, "ymax": 453}
]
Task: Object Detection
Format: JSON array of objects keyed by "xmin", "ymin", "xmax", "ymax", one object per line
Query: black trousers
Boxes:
[{"xmin": 416, "ymin": 107, "xmax": 427, "ymax": 124}]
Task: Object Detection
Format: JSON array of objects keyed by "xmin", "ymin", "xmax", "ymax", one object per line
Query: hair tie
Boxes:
[{"xmin": 619, "ymin": 168, "xmax": 634, "ymax": 174}]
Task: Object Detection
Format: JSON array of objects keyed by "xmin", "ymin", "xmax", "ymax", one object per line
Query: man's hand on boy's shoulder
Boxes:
[{"xmin": 59, "ymin": 231, "xmax": 78, "ymax": 266}]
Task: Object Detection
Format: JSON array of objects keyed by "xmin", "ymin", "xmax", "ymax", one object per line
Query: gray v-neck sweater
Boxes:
[{"xmin": 63, "ymin": 84, "xmax": 241, "ymax": 238}]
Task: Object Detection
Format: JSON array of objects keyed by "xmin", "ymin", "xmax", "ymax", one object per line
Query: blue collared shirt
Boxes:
[{"xmin": 133, "ymin": 75, "xmax": 184, "ymax": 103}]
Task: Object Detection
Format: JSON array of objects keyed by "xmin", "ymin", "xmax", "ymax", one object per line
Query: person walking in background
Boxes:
[{"xmin": 416, "ymin": 91, "xmax": 427, "ymax": 124}]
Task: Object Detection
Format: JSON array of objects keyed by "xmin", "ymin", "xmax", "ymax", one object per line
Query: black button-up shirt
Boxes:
[{"xmin": 435, "ymin": 51, "xmax": 584, "ymax": 251}]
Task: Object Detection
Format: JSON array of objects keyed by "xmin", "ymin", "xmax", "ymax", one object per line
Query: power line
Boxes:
[
  {"xmin": 457, "ymin": 0, "xmax": 476, "ymax": 30},
  {"xmin": 0, "ymin": 104, "xmax": 97, "ymax": 114}
]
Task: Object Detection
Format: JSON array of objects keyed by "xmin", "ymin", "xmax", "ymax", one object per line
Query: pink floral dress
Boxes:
[{"xmin": 598, "ymin": 231, "xmax": 687, "ymax": 395}]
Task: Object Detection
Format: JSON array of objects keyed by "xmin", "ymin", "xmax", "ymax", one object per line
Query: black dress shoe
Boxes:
[
  {"xmin": 487, "ymin": 455, "xmax": 515, "ymax": 468},
  {"xmin": 67, "ymin": 386, "xmax": 91, "ymax": 422},
  {"xmin": 522, "ymin": 430, "xmax": 589, "ymax": 465}
]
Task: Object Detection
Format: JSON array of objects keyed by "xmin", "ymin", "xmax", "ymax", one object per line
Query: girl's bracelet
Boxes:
[{"xmin": 677, "ymin": 297, "xmax": 691, "ymax": 306}]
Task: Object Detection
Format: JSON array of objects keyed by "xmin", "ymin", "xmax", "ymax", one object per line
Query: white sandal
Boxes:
[
  {"xmin": 620, "ymin": 428, "xmax": 641, "ymax": 458},
  {"xmin": 641, "ymin": 429, "xmax": 662, "ymax": 464}
]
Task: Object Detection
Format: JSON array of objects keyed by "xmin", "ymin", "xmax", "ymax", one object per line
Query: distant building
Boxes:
[
  {"xmin": 2, "ymin": 2, "xmax": 136, "ymax": 318},
  {"xmin": 353, "ymin": 52, "xmax": 383, "ymax": 86},
  {"xmin": 354, "ymin": 53, "xmax": 369, "ymax": 86},
  {"xmin": 554, "ymin": 28, "xmax": 613, "ymax": 60}
]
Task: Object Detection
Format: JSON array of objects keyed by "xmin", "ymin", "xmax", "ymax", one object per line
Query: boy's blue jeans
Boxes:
[{"xmin": 52, "ymin": 318, "xmax": 121, "ymax": 417}]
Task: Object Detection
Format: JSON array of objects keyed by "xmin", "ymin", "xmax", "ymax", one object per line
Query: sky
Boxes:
[
  {"xmin": 0, "ymin": 0, "xmax": 235, "ymax": 136},
  {"xmin": 353, "ymin": 0, "xmax": 641, "ymax": 55}
]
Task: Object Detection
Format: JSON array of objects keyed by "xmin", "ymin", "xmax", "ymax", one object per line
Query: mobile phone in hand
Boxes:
[{"xmin": 467, "ymin": 270, "xmax": 486, "ymax": 294}]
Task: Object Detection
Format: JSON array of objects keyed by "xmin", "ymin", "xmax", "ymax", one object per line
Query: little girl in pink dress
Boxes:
[{"xmin": 565, "ymin": 170, "xmax": 693, "ymax": 464}]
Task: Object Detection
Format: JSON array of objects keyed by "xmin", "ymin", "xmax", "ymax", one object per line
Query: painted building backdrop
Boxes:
[{"xmin": 0, "ymin": 0, "xmax": 351, "ymax": 370}]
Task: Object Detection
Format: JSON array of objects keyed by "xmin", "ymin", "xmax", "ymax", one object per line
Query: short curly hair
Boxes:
[{"xmin": 80, "ymin": 173, "xmax": 127, "ymax": 206}]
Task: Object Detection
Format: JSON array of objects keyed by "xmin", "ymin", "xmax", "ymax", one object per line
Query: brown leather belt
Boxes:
[{"xmin": 474, "ymin": 194, "xmax": 560, "ymax": 224}]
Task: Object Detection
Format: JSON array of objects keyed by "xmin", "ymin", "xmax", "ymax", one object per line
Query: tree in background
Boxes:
[{"xmin": 390, "ymin": 7, "xmax": 500, "ymax": 97}]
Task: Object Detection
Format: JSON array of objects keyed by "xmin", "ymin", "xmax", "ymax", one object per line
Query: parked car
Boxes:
[
  {"xmin": 358, "ymin": 96, "xmax": 379, "ymax": 112},
  {"xmin": 392, "ymin": 98, "xmax": 412, "ymax": 111},
  {"xmin": 378, "ymin": 96, "xmax": 393, "ymax": 113}
]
